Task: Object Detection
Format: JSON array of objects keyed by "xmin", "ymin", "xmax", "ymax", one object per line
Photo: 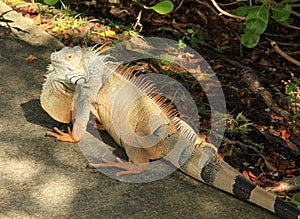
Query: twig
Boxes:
[
  {"xmin": 133, "ymin": 10, "xmax": 143, "ymax": 32},
  {"xmin": 172, "ymin": 0, "xmax": 184, "ymax": 13},
  {"xmin": 270, "ymin": 41, "xmax": 300, "ymax": 67},
  {"xmin": 195, "ymin": 0, "xmax": 219, "ymax": 17},
  {"xmin": 265, "ymin": 176, "xmax": 300, "ymax": 192},
  {"xmin": 224, "ymin": 137, "xmax": 265, "ymax": 157},
  {"xmin": 218, "ymin": 1, "xmax": 242, "ymax": 6},
  {"xmin": 264, "ymin": 32, "xmax": 299, "ymax": 38},
  {"xmin": 224, "ymin": 137, "xmax": 279, "ymax": 171},
  {"xmin": 209, "ymin": 0, "xmax": 245, "ymax": 20},
  {"xmin": 291, "ymin": 9, "xmax": 300, "ymax": 18},
  {"xmin": 281, "ymin": 23, "xmax": 300, "ymax": 31},
  {"xmin": 242, "ymin": 69, "xmax": 291, "ymax": 120}
]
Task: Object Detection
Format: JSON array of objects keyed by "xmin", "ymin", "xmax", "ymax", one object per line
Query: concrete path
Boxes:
[{"xmin": 0, "ymin": 2, "xmax": 277, "ymax": 218}]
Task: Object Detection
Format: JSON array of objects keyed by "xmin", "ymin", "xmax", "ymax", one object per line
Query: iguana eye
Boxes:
[{"xmin": 67, "ymin": 55, "xmax": 73, "ymax": 59}]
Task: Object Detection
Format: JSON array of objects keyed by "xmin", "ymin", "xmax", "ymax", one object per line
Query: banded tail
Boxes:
[{"xmin": 181, "ymin": 145, "xmax": 300, "ymax": 219}]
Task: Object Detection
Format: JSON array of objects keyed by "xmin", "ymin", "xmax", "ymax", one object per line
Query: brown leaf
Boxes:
[
  {"xmin": 195, "ymin": 9, "xmax": 207, "ymax": 25},
  {"xmin": 248, "ymin": 171, "xmax": 258, "ymax": 180},
  {"xmin": 278, "ymin": 159, "xmax": 289, "ymax": 173},
  {"xmin": 242, "ymin": 171, "xmax": 250, "ymax": 179},
  {"xmin": 264, "ymin": 159, "xmax": 277, "ymax": 172},
  {"xmin": 213, "ymin": 62, "xmax": 224, "ymax": 70},
  {"xmin": 26, "ymin": 55, "xmax": 37, "ymax": 62},
  {"xmin": 270, "ymin": 113, "xmax": 284, "ymax": 121},
  {"xmin": 0, "ymin": 31, "xmax": 9, "ymax": 37}
]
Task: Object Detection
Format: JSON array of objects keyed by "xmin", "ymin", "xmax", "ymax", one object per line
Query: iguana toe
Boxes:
[
  {"xmin": 46, "ymin": 127, "xmax": 78, "ymax": 143},
  {"xmin": 87, "ymin": 157, "xmax": 148, "ymax": 176},
  {"xmin": 89, "ymin": 120, "xmax": 106, "ymax": 131}
]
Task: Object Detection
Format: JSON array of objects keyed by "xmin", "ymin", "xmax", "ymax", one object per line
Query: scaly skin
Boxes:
[{"xmin": 41, "ymin": 46, "xmax": 300, "ymax": 219}]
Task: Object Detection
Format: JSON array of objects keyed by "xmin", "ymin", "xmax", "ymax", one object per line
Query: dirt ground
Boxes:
[{"xmin": 0, "ymin": 2, "xmax": 280, "ymax": 218}]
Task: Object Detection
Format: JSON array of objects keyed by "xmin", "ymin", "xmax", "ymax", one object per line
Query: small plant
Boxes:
[
  {"xmin": 132, "ymin": 0, "xmax": 174, "ymax": 15},
  {"xmin": 225, "ymin": 112, "xmax": 253, "ymax": 136},
  {"xmin": 285, "ymin": 77, "xmax": 300, "ymax": 118},
  {"xmin": 179, "ymin": 28, "xmax": 208, "ymax": 48},
  {"xmin": 233, "ymin": 0, "xmax": 295, "ymax": 48},
  {"xmin": 216, "ymin": 45, "xmax": 225, "ymax": 53},
  {"xmin": 178, "ymin": 38, "xmax": 186, "ymax": 50}
]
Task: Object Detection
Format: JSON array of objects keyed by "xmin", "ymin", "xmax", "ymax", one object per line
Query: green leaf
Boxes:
[
  {"xmin": 148, "ymin": 0, "xmax": 174, "ymax": 15},
  {"xmin": 97, "ymin": 30, "xmax": 116, "ymax": 37},
  {"xmin": 293, "ymin": 112, "xmax": 300, "ymax": 119},
  {"xmin": 187, "ymin": 29, "xmax": 194, "ymax": 34},
  {"xmin": 286, "ymin": 83, "xmax": 296, "ymax": 93},
  {"xmin": 44, "ymin": 0, "xmax": 59, "ymax": 5},
  {"xmin": 52, "ymin": 26, "xmax": 60, "ymax": 33},
  {"xmin": 271, "ymin": 4, "xmax": 292, "ymax": 23},
  {"xmin": 289, "ymin": 192, "xmax": 300, "ymax": 207},
  {"xmin": 282, "ymin": 0, "xmax": 298, "ymax": 3},
  {"xmin": 241, "ymin": 30, "xmax": 261, "ymax": 48},
  {"xmin": 293, "ymin": 193, "xmax": 300, "ymax": 203},
  {"xmin": 232, "ymin": 6, "xmax": 251, "ymax": 16},
  {"xmin": 245, "ymin": 5, "xmax": 269, "ymax": 34}
]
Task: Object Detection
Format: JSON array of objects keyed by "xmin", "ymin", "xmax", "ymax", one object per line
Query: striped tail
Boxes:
[{"xmin": 180, "ymin": 146, "xmax": 300, "ymax": 219}]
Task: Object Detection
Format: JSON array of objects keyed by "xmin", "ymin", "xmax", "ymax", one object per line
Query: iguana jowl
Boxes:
[{"xmin": 41, "ymin": 45, "xmax": 300, "ymax": 219}]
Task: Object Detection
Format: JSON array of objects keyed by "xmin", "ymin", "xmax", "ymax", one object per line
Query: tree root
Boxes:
[{"xmin": 201, "ymin": 47, "xmax": 291, "ymax": 120}]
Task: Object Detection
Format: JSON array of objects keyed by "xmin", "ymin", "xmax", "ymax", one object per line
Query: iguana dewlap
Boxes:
[{"xmin": 41, "ymin": 46, "xmax": 300, "ymax": 219}]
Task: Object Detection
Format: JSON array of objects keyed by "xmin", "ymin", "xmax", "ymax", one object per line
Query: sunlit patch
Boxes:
[
  {"xmin": 30, "ymin": 175, "xmax": 76, "ymax": 211},
  {"xmin": 0, "ymin": 211, "xmax": 34, "ymax": 218},
  {"xmin": 0, "ymin": 158, "xmax": 41, "ymax": 182}
]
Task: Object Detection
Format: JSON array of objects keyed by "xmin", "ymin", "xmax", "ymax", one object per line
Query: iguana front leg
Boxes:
[
  {"xmin": 88, "ymin": 157, "xmax": 149, "ymax": 176},
  {"xmin": 46, "ymin": 86, "xmax": 93, "ymax": 143},
  {"xmin": 46, "ymin": 116, "xmax": 88, "ymax": 143},
  {"xmin": 46, "ymin": 115, "xmax": 88, "ymax": 143},
  {"xmin": 46, "ymin": 127, "xmax": 78, "ymax": 142}
]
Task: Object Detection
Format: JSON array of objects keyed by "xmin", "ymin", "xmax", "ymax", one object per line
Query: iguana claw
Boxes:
[
  {"xmin": 87, "ymin": 157, "xmax": 148, "ymax": 176},
  {"xmin": 46, "ymin": 127, "xmax": 78, "ymax": 143}
]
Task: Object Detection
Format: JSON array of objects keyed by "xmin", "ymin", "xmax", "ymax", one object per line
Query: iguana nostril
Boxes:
[{"xmin": 75, "ymin": 78, "xmax": 86, "ymax": 86}]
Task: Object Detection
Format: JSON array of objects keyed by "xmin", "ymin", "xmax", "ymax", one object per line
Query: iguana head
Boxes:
[
  {"xmin": 41, "ymin": 46, "xmax": 118, "ymax": 123},
  {"xmin": 48, "ymin": 46, "xmax": 90, "ymax": 86}
]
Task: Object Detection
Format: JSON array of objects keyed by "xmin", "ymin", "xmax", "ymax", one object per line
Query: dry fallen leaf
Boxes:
[
  {"xmin": 0, "ymin": 31, "xmax": 9, "ymax": 37},
  {"xmin": 242, "ymin": 171, "xmax": 250, "ymax": 179},
  {"xmin": 279, "ymin": 125, "xmax": 291, "ymax": 140},
  {"xmin": 26, "ymin": 54, "xmax": 37, "ymax": 62},
  {"xmin": 213, "ymin": 62, "xmax": 224, "ymax": 70},
  {"xmin": 0, "ymin": 87, "xmax": 4, "ymax": 94}
]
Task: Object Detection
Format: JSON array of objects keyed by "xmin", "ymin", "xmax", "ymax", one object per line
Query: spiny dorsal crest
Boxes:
[
  {"xmin": 91, "ymin": 45, "xmax": 198, "ymax": 143},
  {"xmin": 112, "ymin": 65, "xmax": 199, "ymax": 145}
]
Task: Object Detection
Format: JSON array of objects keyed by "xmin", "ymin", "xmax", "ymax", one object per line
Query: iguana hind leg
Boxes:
[
  {"xmin": 87, "ymin": 157, "xmax": 148, "ymax": 176},
  {"xmin": 46, "ymin": 127, "xmax": 78, "ymax": 143}
]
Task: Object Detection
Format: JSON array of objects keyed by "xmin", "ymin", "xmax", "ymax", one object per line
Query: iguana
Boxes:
[{"xmin": 41, "ymin": 45, "xmax": 300, "ymax": 219}]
